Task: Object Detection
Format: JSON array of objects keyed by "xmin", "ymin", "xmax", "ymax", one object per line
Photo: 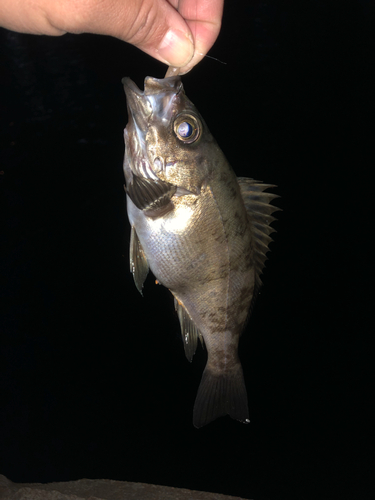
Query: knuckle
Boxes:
[{"xmin": 124, "ymin": 0, "xmax": 166, "ymax": 48}]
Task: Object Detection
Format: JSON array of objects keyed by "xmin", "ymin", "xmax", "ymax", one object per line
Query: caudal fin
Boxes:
[{"xmin": 193, "ymin": 364, "xmax": 250, "ymax": 428}]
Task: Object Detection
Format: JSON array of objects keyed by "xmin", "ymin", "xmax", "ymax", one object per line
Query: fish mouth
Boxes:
[
  {"xmin": 123, "ymin": 75, "xmax": 183, "ymax": 131},
  {"xmin": 122, "ymin": 77, "xmax": 151, "ymax": 131},
  {"xmin": 123, "ymin": 76, "xmax": 183, "ymax": 182},
  {"xmin": 123, "ymin": 77, "xmax": 153, "ymax": 181}
]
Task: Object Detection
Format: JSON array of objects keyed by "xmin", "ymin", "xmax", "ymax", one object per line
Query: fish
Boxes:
[{"xmin": 122, "ymin": 73, "xmax": 278, "ymax": 427}]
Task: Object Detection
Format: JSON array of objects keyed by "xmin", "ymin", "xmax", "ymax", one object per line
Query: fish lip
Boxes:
[
  {"xmin": 123, "ymin": 77, "xmax": 156, "ymax": 182},
  {"xmin": 122, "ymin": 75, "xmax": 181, "ymax": 96},
  {"xmin": 122, "ymin": 77, "xmax": 142, "ymax": 96},
  {"xmin": 144, "ymin": 75, "xmax": 182, "ymax": 95},
  {"xmin": 122, "ymin": 77, "xmax": 151, "ymax": 131}
]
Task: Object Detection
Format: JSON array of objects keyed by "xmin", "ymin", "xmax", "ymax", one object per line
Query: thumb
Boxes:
[
  {"xmin": 0, "ymin": 0, "xmax": 195, "ymax": 68},
  {"xmin": 116, "ymin": 0, "xmax": 195, "ymax": 68},
  {"xmin": 52, "ymin": 0, "xmax": 195, "ymax": 69}
]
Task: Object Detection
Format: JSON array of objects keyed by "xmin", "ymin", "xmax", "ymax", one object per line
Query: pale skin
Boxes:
[{"xmin": 0, "ymin": 0, "xmax": 224, "ymax": 74}]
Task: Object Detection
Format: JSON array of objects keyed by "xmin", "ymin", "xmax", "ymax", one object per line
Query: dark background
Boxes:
[{"xmin": 1, "ymin": 1, "xmax": 374, "ymax": 499}]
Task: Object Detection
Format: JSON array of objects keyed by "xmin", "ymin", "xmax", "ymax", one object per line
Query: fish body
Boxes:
[{"xmin": 123, "ymin": 75, "xmax": 278, "ymax": 427}]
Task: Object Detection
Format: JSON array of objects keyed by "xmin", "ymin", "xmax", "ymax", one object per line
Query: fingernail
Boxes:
[{"xmin": 157, "ymin": 29, "xmax": 194, "ymax": 67}]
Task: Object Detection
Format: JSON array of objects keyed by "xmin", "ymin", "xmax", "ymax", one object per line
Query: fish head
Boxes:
[{"xmin": 123, "ymin": 75, "xmax": 214, "ymax": 195}]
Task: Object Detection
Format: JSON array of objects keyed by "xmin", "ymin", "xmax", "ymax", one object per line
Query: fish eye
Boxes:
[
  {"xmin": 174, "ymin": 114, "xmax": 201, "ymax": 144},
  {"xmin": 178, "ymin": 121, "xmax": 193, "ymax": 138}
]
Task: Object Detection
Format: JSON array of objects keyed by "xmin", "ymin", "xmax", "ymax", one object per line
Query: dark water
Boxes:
[{"xmin": 1, "ymin": 2, "xmax": 374, "ymax": 499}]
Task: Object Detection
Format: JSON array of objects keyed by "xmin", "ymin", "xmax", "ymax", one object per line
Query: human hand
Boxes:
[{"xmin": 0, "ymin": 0, "xmax": 224, "ymax": 74}]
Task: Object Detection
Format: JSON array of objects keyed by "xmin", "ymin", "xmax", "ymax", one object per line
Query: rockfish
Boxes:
[{"xmin": 122, "ymin": 74, "xmax": 278, "ymax": 427}]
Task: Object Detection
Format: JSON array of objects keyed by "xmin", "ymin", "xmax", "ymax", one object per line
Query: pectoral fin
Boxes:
[
  {"xmin": 126, "ymin": 173, "xmax": 177, "ymax": 217},
  {"xmin": 130, "ymin": 226, "xmax": 149, "ymax": 295},
  {"xmin": 174, "ymin": 297, "xmax": 204, "ymax": 362}
]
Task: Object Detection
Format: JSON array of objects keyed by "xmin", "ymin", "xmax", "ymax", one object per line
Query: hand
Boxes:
[{"xmin": 0, "ymin": 0, "xmax": 224, "ymax": 74}]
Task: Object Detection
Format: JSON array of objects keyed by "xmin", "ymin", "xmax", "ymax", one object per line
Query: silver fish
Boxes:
[{"xmin": 122, "ymin": 74, "xmax": 278, "ymax": 427}]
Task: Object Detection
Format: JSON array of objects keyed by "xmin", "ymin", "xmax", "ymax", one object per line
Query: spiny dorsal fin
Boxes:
[
  {"xmin": 130, "ymin": 226, "xmax": 149, "ymax": 295},
  {"xmin": 237, "ymin": 177, "xmax": 280, "ymax": 289},
  {"xmin": 174, "ymin": 297, "xmax": 204, "ymax": 362}
]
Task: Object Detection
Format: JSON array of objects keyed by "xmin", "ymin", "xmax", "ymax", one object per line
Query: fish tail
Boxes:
[{"xmin": 193, "ymin": 363, "xmax": 249, "ymax": 428}]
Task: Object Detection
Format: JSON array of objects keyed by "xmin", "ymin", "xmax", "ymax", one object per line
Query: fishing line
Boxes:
[
  {"xmin": 191, "ymin": 1, "xmax": 227, "ymax": 65},
  {"xmin": 165, "ymin": 1, "xmax": 226, "ymax": 77},
  {"xmin": 197, "ymin": 53, "xmax": 227, "ymax": 65}
]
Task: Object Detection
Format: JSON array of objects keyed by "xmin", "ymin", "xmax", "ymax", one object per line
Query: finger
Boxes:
[
  {"xmin": 0, "ymin": 0, "xmax": 67, "ymax": 35},
  {"xmin": 174, "ymin": 0, "xmax": 224, "ymax": 74},
  {"xmin": 48, "ymin": 0, "xmax": 195, "ymax": 68}
]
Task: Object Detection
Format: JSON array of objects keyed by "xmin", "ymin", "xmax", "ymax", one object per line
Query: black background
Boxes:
[{"xmin": 1, "ymin": 1, "xmax": 374, "ymax": 499}]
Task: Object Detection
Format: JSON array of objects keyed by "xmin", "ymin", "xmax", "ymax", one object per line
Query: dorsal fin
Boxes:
[
  {"xmin": 237, "ymin": 177, "xmax": 280, "ymax": 290},
  {"xmin": 130, "ymin": 226, "xmax": 149, "ymax": 295},
  {"xmin": 174, "ymin": 297, "xmax": 204, "ymax": 362}
]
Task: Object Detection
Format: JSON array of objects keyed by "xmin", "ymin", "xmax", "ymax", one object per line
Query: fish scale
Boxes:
[{"xmin": 123, "ymin": 73, "xmax": 279, "ymax": 427}]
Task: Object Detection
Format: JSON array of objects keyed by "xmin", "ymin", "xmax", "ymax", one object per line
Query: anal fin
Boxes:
[
  {"xmin": 130, "ymin": 226, "xmax": 149, "ymax": 295},
  {"xmin": 174, "ymin": 297, "xmax": 204, "ymax": 362}
]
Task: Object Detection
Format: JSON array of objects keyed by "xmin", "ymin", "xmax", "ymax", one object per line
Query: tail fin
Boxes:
[{"xmin": 193, "ymin": 364, "xmax": 250, "ymax": 428}]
